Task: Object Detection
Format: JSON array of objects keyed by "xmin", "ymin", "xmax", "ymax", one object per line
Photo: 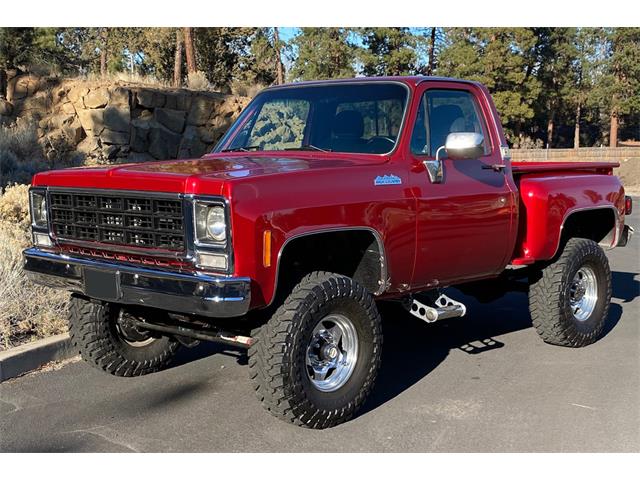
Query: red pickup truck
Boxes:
[{"xmin": 24, "ymin": 76, "xmax": 633, "ymax": 429}]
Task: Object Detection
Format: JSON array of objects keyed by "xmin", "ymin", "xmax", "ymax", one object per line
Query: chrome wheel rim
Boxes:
[
  {"xmin": 305, "ymin": 314, "xmax": 358, "ymax": 392},
  {"xmin": 569, "ymin": 266, "xmax": 598, "ymax": 321}
]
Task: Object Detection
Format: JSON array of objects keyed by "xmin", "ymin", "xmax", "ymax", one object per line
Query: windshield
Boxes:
[{"xmin": 216, "ymin": 83, "xmax": 408, "ymax": 155}]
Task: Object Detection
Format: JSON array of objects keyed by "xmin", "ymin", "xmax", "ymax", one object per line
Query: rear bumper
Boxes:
[{"xmin": 23, "ymin": 248, "xmax": 251, "ymax": 318}]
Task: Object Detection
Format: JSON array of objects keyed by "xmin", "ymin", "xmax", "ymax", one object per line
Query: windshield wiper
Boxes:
[
  {"xmin": 221, "ymin": 145, "xmax": 262, "ymax": 152},
  {"xmin": 284, "ymin": 144, "xmax": 332, "ymax": 153}
]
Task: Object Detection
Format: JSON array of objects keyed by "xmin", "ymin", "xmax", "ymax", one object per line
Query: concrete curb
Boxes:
[{"xmin": 0, "ymin": 333, "xmax": 74, "ymax": 382}]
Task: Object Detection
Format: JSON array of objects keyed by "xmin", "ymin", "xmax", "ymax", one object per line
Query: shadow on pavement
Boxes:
[
  {"xmin": 153, "ymin": 272, "xmax": 629, "ymax": 421},
  {"xmin": 612, "ymin": 271, "xmax": 640, "ymax": 303}
]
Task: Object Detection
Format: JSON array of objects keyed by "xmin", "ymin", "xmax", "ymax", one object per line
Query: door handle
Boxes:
[{"xmin": 482, "ymin": 164, "xmax": 506, "ymax": 172}]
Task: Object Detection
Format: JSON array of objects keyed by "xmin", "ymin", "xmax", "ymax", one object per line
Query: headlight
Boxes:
[
  {"xmin": 195, "ymin": 203, "xmax": 227, "ymax": 243},
  {"xmin": 30, "ymin": 191, "xmax": 48, "ymax": 227}
]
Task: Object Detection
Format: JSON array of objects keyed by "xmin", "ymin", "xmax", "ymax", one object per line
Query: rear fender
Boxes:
[{"xmin": 512, "ymin": 173, "xmax": 625, "ymax": 265}]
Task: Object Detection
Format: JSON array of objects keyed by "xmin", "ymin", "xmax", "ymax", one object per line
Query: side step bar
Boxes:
[{"xmin": 406, "ymin": 293, "xmax": 467, "ymax": 323}]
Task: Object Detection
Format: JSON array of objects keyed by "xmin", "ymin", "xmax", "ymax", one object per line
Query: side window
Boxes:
[
  {"xmin": 247, "ymin": 99, "xmax": 310, "ymax": 150},
  {"xmin": 410, "ymin": 89, "xmax": 490, "ymax": 157}
]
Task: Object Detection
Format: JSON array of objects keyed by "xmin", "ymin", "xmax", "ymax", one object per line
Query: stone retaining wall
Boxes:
[{"xmin": 1, "ymin": 75, "xmax": 250, "ymax": 164}]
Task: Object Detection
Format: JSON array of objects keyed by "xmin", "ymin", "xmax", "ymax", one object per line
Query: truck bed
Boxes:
[{"xmin": 511, "ymin": 161, "xmax": 619, "ymax": 175}]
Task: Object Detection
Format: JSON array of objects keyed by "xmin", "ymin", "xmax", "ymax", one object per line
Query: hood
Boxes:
[{"xmin": 32, "ymin": 154, "xmax": 376, "ymax": 195}]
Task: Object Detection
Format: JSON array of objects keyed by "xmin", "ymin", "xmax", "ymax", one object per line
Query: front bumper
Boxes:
[{"xmin": 23, "ymin": 248, "xmax": 251, "ymax": 318}]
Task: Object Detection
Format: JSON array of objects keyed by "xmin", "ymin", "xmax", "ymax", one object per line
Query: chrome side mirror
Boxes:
[
  {"xmin": 423, "ymin": 132, "xmax": 484, "ymax": 184},
  {"xmin": 445, "ymin": 132, "xmax": 484, "ymax": 160}
]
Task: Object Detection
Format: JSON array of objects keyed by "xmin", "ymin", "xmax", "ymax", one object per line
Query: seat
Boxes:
[
  {"xmin": 331, "ymin": 110, "xmax": 367, "ymax": 152},
  {"xmin": 429, "ymin": 105, "xmax": 465, "ymax": 156}
]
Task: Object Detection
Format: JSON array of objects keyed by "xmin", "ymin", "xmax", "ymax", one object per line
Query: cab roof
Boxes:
[{"xmin": 265, "ymin": 75, "xmax": 481, "ymax": 91}]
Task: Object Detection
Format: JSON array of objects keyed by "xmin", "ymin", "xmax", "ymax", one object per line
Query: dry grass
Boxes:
[
  {"xmin": 0, "ymin": 121, "xmax": 49, "ymax": 188},
  {"xmin": 73, "ymin": 71, "xmax": 171, "ymax": 89},
  {"xmin": 0, "ymin": 184, "xmax": 68, "ymax": 351}
]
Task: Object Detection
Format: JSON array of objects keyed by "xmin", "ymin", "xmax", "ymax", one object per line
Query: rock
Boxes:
[
  {"xmin": 164, "ymin": 94, "xmax": 177, "ymax": 110},
  {"xmin": 179, "ymin": 126, "xmax": 210, "ymax": 157},
  {"xmin": 62, "ymin": 119, "xmax": 85, "ymax": 145},
  {"xmin": 125, "ymin": 152, "xmax": 155, "ymax": 163},
  {"xmin": 50, "ymin": 113, "xmax": 75, "ymax": 130},
  {"xmin": 77, "ymin": 108, "xmax": 105, "ymax": 136},
  {"xmin": 7, "ymin": 74, "xmax": 41, "ymax": 102},
  {"xmin": 109, "ymin": 87, "xmax": 130, "ymax": 107},
  {"xmin": 175, "ymin": 92, "xmax": 192, "ymax": 111},
  {"xmin": 187, "ymin": 96, "xmax": 220, "ymax": 126},
  {"xmin": 67, "ymin": 86, "xmax": 89, "ymax": 105},
  {"xmin": 101, "ymin": 128, "xmax": 130, "ymax": 145},
  {"xmin": 154, "ymin": 108, "xmax": 186, "ymax": 133},
  {"xmin": 83, "ymin": 88, "xmax": 109, "ymax": 108},
  {"xmin": 149, "ymin": 124, "xmax": 181, "ymax": 159},
  {"xmin": 103, "ymin": 105, "xmax": 130, "ymax": 132},
  {"xmin": 0, "ymin": 99, "xmax": 14, "ymax": 116},
  {"xmin": 61, "ymin": 102, "xmax": 76, "ymax": 114},
  {"xmin": 102, "ymin": 144, "xmax": 120, "ymax": 160},
  {"xmin": 77, "ymin": 136, "xmax": 101, "ymax": 155},
  {"xmin": 130, "ymin": 123, "xmax": 150, "ymax": 152},
  {"xmin": 136, "ymin": 89, "xmax": 165, "ymax": 109},
  {"xmin": 197, "ymin": 126, "xmax": 216, "ymax": 143}
]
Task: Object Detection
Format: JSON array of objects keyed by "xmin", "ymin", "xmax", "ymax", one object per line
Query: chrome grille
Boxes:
[{"xmin": 49, "ymin": 191, "xmax": 185, "ymax": 252}]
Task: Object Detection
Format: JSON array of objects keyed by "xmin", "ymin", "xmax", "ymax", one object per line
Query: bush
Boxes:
[
  {"xmin": 0, "ymin": 184, "xmax": 68, "ymax": 350},
  {"xmin": 0, "ymin": 183, "xmax": 30, "ymax": 228},
  {"xmin": 187, "ymin": 71, "xmax": 211, "ymax": 91},
  {"xmin": 0, "ymin": 121, "xmax": 48, "ymax": 188}
]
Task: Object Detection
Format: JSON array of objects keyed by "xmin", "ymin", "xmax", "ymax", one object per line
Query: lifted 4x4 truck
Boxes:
[{"xmin": 24, "ymin": 76, "xmax": 633, "ymax": 429}]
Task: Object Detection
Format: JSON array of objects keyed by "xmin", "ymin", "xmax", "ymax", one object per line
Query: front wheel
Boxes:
[
  {"xmin": 248, "ymin": 271, "xmax": 382, "ymax": 429},
  {"xmin": 68, "ymin": 296, "xmax": 180, "ymax": 377},
  {"xmin": 528, "ymin": 238, "xmax": 612, "ymax": 347}
]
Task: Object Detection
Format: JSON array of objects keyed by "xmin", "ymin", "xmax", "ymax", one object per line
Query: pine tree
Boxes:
[
  {"xmin": 438, "ymin": 28, "xmax": 542, "ymax": 143},
  {"xmin": 359, "ymin": 27, "xmax": 419, "ymax": 76},
  {"xmin": 289, "ymin": 28, "xmax": 356, "ymax": 80},
  {"xmin": 599, "ymin": 28, "xmax": 640, "ymax": 146}
]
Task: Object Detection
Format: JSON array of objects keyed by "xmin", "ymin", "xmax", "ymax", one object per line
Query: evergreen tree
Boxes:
[
  {"xmin": 438, "ymin": 28, "xmax": 542, "ymax": 143},
  {"xmin": 359, "ymin": 27, "xmax": 419, "ymax": 76},
  {"xmin": 597, "ymin": 28, "xmax": 640, "ymax": 146},
  {"xmin": 289, "ymin": 28, "xmax": 356, "ymax": 80}
]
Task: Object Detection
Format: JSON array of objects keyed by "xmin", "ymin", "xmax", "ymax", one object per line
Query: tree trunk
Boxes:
[
  {"xmin": 183, "ymin": 27, "xmax": 197, "ymax": 75},
  {"xmin": 274, "ymin": 27, "xmax": 284, "ymax": 85},
  {"xmin": 573, "ymin": 103, "xmax": 581, "ymax": 149},
  {"xmin": 0, "ymin": 69, "xmax": 7, "ymax": 99},
  {"xmin": 546, "ymin": 114, "xmax": 554, "ymax": 148},
  {"xmin": 609, "ymin": 113, "xmax": 618, "ymax": 148},
  {"xmin": 427, "ymin": 27, "xmax": 437, "ymax": 75},
  {"xmin": 100, "ymin": 28, "xmax": 108, "ymax": 77},
  {"xmin": 173, "ymin": 29, "xmax": 183, "ymax": 88}
]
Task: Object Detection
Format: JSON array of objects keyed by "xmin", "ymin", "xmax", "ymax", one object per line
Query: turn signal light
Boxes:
[
  {"xmin": 625, "ymin": 196, "xmax": 632, "ymax": 215},
  {"xmin": 263, "ymin": 230, "xmax": 272, "ymax": 268}
]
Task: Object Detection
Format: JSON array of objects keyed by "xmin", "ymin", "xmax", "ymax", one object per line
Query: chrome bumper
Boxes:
[{"xmin": 22, "ymin": 248, "xmax": 251, "ymax": 318}]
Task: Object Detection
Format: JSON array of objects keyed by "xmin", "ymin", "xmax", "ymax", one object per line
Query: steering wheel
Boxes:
[
  {"xmin": 366, "ymin": 136, "xmax": 396, "ymax": 145},
  {"xmin": 365, "ymin": 136, "xmax": 396, "ymax": 153}
]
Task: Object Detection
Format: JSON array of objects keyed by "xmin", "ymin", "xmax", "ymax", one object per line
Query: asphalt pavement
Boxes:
[{"xmin": 1, "ymin": 204, "xmax": 638, "ymax": 452}]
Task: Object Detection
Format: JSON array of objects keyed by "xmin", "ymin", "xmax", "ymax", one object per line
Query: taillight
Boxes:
[{"xmin": 625, "ymin": 196, "xmax": 633, "ymax": 215}]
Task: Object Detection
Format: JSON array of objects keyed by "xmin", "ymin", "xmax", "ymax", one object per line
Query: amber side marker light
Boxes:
[
  {"xmin": 625, "ymin": 196, "xmax": 633, "ymax": 215},
  {"xmin": 263, "ymin": 230, "xmax": 272, "ymax": 267}
]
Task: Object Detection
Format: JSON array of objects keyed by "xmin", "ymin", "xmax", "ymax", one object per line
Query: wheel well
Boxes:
[
  {"xmin": 274, "ymin": 230, "xmax": 384, "ymax": 303},
  {"xmin": 560, "ymin": 208, "xmax": 617, "ymax": 250}
]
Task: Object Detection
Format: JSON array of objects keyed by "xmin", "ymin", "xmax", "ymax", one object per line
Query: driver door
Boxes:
[{"xmin": 408, "ymin": 83, "xmax": 515, "ymax": 288}]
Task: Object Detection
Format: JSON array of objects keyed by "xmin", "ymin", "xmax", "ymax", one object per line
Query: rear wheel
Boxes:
[
  {"xmin": 248, "ymin": 271, "xmax": 382, "ymax": 429},
  {"xmin": 68, "ymin": 295, "xmax": 179, "ymax": 377},
  {"xmin": 528, "ymin": 238, "xmax": 611, "ymax": 347}
]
